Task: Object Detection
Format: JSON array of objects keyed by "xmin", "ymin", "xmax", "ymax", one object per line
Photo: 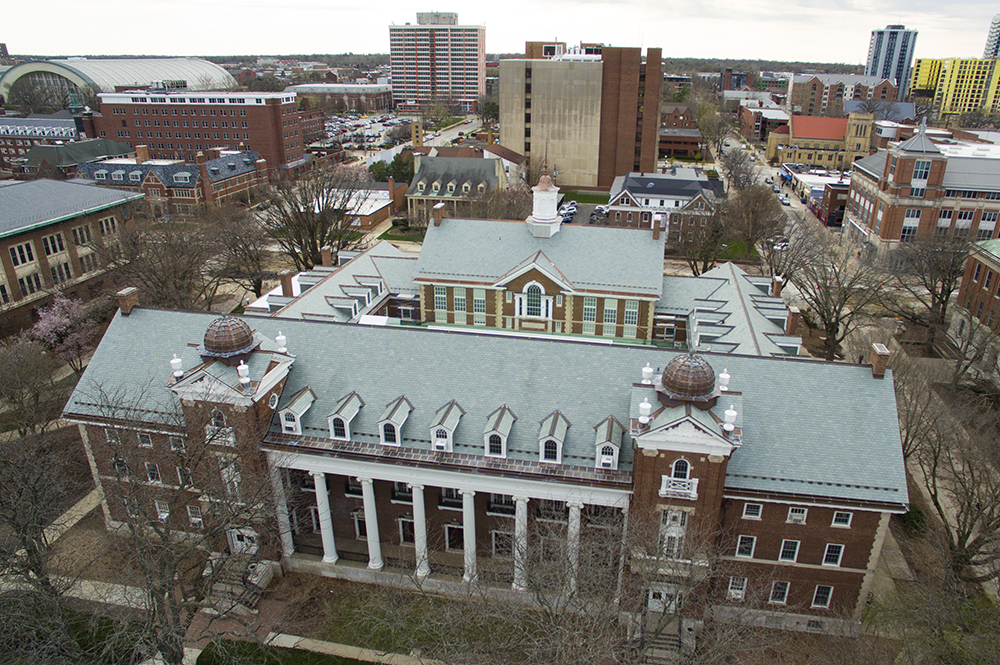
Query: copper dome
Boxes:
[
  {"xmin": 202, "ymin": 316, "xmax": 255, "ymax": 359},
  {"xmin": 661, "ymin": 354, "xmax": 717, "ymax": 401}
]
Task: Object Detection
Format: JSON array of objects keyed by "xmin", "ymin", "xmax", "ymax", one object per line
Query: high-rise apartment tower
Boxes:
[{"xmin": 865, "ymin": 25, "xmax": 917, "ymax": 101}]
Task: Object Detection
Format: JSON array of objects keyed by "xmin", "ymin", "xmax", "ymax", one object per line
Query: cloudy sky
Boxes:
[{"xmin": 8, "ymin": 0, "xmax": 998, "ymax": 64}]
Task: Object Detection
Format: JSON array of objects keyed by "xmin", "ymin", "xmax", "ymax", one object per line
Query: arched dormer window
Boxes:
[
  {"xmin": 212, "ymin": 410, "xmax": 226, "ymax": 428},
  {"xmin": 672, "ymin": 458, "xmax": 690, "ymax": 479},
  {"xmin": 515, "ymin": 281, "xmax": 553, "ymax": 319},
  {"xmin": 543, "ymin": 438, "xmax": 560, "ymax": 463},
  {"xmin": 382, "ymin": 422, "xmax": 397, "ymax": 444},
  {"xmin": 331, "ymin": 417, "xmax": 346, "ymax": 439},
  {"xmin": 488, "ymin": 434, "xmax": 503, "ymax": 456},
  {"xmin": 328, "ymin": 391, "xmax": 363, "ymax": 442}
]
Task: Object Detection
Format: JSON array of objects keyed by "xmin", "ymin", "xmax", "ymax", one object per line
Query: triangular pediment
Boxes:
[
  {"xmin": 170, "ymin": 369, "xmax": 252, "ymax": 406},
  {"xmin": 635, "ymin": 414, "xmax": 735, "ymax": 457},
  {"xmin": 493, "ymin": 251, "xmax": 574, "ymax": 291}
]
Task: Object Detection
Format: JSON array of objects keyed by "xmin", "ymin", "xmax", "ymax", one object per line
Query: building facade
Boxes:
[
  {"xmin": 765, "ymin": 114, "xmax": 874, "ymax": 169},
  {"xmin": 0, "ymin": 179, "xmax": 141, "ymax": 333},
  {"xmin": 499, "ymin": 45, "xmax": 662, "ymax": 188},
  {"xmin": 909, "ymin": 58, "xmax": 1000, "ymax": 119},
  {"xmin": 865, "ymin": 25, "xmax": 917, "ymax": 101},
  {"xmin": 286, "ymin": 84, "xmax": 393, "ymax": 114},
  {"xmin": 844, "ymin": 124, "xmax": 1000, "ymax": 251},
  {"xmin": 984, "ymin": 14, "xmax": 1000, "ymax": 59},
  {"xmin": 389, "ymin": 13, "xmax": 485, "ymax": 112},
  {"xmin": 788, "ymin": 75, "xmax": 896, "ymax": 117},
  {"xmin": 1, "ymin": 116, "xmax": 80, "ymax": 170}
]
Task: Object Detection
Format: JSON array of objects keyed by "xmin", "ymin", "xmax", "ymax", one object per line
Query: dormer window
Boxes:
[
  {"xmin": 328, "ymin": 391, "xmax": 363, "ymax": 442},
  {"xmin": 463, "ymin": 183, "xmax": 470, "ymax": 193},
  {"xmin": 278, "ymin": 387, "xmax": 316, "ymax": 436},
  {"xmin": 173, "ymin": 172, "xmax": 191, "ymax": 184},
  {"xmin": 129, "ymin": 171, "xmax": 142, "ymax": 182},
  {"xmin": 484, "ymin": 405, "xmax": 517, "ymax": 458},
  {"xmin": 282, "ymin": 412, "xmax": 297, "ymax": 433},
  {"xmin": 447, "ymin": 182, "xmax": 455, "ymax": 194},
  {"xmin": 542, "ymin": 439, "xmax": 560, "ymax": 462},
  {"xmin": 593, "ymin": 415, "xmax": 623, "ymax": 470},
  {"xmin": 429, "ymin": 399, "xmax": 464, "ymax": 453},
  {"xmin": 432, "ymin": 181, "xmax": 440, "ymax": 193},
  {"xmin": 434, "ymin": 428, "xmax": 449, "ymax": 450},
  {"xmin": 417, "ymin": 181, "xmax": 425, "ymax": 193},
  {"xmin": 378, "ymin": 395, "xmax": 413, "ymax": 447},
  {"xmin": 599, "ymin": 445, "xmax": 616, "ymax": 468},
  {"xmin": 478, "ymin": 183, "xmax": 485, "ymax": 194},
  {"xmin": 538, "ymin": 410, "xmax": 569, "ymax": 465},
  {"xmin": 382, "ymin": 423, "xmax": 397, "ymax": 444}
]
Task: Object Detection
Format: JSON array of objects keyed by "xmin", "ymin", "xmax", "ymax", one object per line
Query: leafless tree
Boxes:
[
  {"xmin": 855, "ymin": 99, "xmax": 902, "ymax": 123},
  {"xmin": 678, "ymin": 200, "xmax": 730, "ymax": 276},
  {"xmin": 718, "ymin": 148, "xmax": 760, "ymax": 193},
  {"xmin": 207, "ymin": 207, "xmax": 274, "ymax": 300},
  {"xmin": 7, "ymin": 76, "xmax": 60, "ymax": 115},
  {"xmin": 260, "ymin": 163, "xmax": 374, "ymax": 270},
  {"xmin": 790, "ymin": 233, "xmax": 883, "ymax": 361},
  {"xmin": 725, "ymin": 184, "xmax": 786, "ymax": 257},
  {"xmin": 695, "ymin": 104, "xmax": 731, "ymax": 162},
  {"xmin": 877, "ymin": 236, "xmax": 970, "ymax": 355},
  {"xmin": 0, "ymin": 340, "xmax": 65, "ymax": 437},
  {"xmin": 945, "ymin": 306, "xmax": 1000, "ymax": 389},
  {"xmin": 468, "ymin": 183, "xmax": 532, "ymax": 221}
]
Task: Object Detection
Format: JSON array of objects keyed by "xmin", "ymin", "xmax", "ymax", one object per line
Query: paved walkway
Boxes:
[{"xmin": 268, "ymin": 633, "xmax": 445, "ymax": 665}]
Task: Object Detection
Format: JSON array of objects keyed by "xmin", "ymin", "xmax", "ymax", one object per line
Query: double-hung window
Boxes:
[
  {"xmin": 623, "ymin": 300, "xmax": 639, "ymax": 338},
  {"xmin": 779, "ymin": 539, "xmax": 800, "ymax": 562},
  {"xmin": 812, "ymin": 585, "xmax": 833, "ymax": 608},
  {"xmin": 602, "ymin": 299, "xmax": 618, "ymax": 336},
  {"xmin": 823, "ymin": 543, "xmax": 844, "ymax": 566},
  {"xmin": 582, "ymin": 297, "xmax": 597, "ymax": 335},
  {"xmin": 736, "ymin": 535, "xmax": 756, "ymax": 558},
  {"xmin": 453, "ymin": 289, "xmax": 466, "ymax": 313},
  {"xmin": 472, "ymin": 289, "xmax": 486, "ymax": 325},
  {"xmin": 769, "ymin": 581, "xmax": 789, "ymax": 604},
  {"xmin": 433, "ymin": 286, "xmax": 447, "ymax": 312}
]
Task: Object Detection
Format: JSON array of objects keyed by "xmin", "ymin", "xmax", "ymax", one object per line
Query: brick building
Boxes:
[
  {"xmin": 788, "ymin": 75, "xmax": 896, "ymax": 117},
  {"xmin": 76, "ymin": 146, "xmax": 267, "ymax": 216},
  {"xmin": 0, "ymin": 179, "xmax": 141, "ymax": 333},
  {"xmin": 16, "ymin": 138, "xmax": 134, "ymax": 180},
  {"xmin": 89, "ymin": 88, "xmax": 325, "ymax": 179},
  {"xmin": 605, "ymin": 169, "xmax": 725, "ymax": 244},
  {"xmin": 286, "ymin": 84, "xmax": 394, "ymax": 114},
  {"xmin": 949, "ymin": 239, "xmax": 1000, "ymax": 376},
  {"xmin": 500, "ymin": 44, "xmax": 662, "ymax": 188},
  {"xmin": 765, "ymin": 113, "xmax": 874, "ymax": 169},
  {"xmin": 658, "ymin": 103, "xmax": 702, "ymax": 158},
  {"xmin": 738, "ymin": 101, "xmax": 789, "ymax": 143},
  {"xmin": 845, "ymin": 124, "xmax": 1000, "ymax": 252},
  {"xmin": 1, "ymin": 115, "xmax": 80, "ymax": 169}
]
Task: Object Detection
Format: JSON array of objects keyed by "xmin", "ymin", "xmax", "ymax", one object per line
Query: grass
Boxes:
[
  {"xmin": 559, "ymin": 190, "xmax": 610, "ymax": 205},
  {"xmin": 432, "ymin": 117, "xmax": 462, "ymax": 131},
  {"xmin": 378, "ymin": 229, "xmax": 424, "ymax": 243},
  {"xmin": 197, "ymin": 641, "xmax": 368, "ymax": 665}
]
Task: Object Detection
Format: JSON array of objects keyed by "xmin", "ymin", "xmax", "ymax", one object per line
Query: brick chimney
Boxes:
[
  {"xmin": 279, "ymin": 270, "xmax": 294, "ymax": 297},
  {"xmin": 784, "ymin": 305, "xmax": 799, "ymax": 335},
  {"xmin": 771, "ymin": 275, "xmax": 784, "ymax": 297},
  {"xmin": 136, "ymin": 145, "xmax": 149, "ymax": 164},
  {"xmin": 869, "ymin": 343, "xmax": 891, "ymax": 379},
  {"xmin": 387, "ymin": 176, "xmax": 396, "ymax": 212},
  {"xmin": 321, "ymin": 245, "xmax": 333, "ymax": 267},
  {"xmin": 432, "ymin": 202, "xmax": 446, "ymax": 227},
  {"xmin": 117, "ymin": 287, "xmax": 139, "ymax": 316}
]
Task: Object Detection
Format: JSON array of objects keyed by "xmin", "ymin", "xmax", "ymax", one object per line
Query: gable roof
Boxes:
[
  {"xmin": 24, "ymin": 138, "xmax": 133, "ymax": 169},
  {"xmin": 610, "ymin": 170, "xmax": 725, "ymax": 202},
  {"xmin": 791, "ymin": 116, "xmax": 849, "ymax": 141},
  {"xmin": 75, "ymin": 149, "xmax": 262, "ymax": 188},
  {"xmin": 0, "ymin": 179, "xmax": 143, "ymax": 239},
  {"xmin": 406, "ymin": 156, "xmax": 500, "ymax": 198}
]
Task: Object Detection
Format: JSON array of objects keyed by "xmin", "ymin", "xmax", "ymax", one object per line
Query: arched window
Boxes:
[
  {"xmin": 526, "ymin": 284, "xmax": 542, "ymax": 317},
  {"xmin": 601, "ymin": 445, "xmax": 614, "ymax": 457},
  {"xmin": 488, "ymin": 434, "xmax": 503, "ymax": 456},
  {"xmin": 435, "ymin": 428, "xmax": 448, "ymax": 441},
  {"xmin": 672, "ymin": 459, "xmax": 689, "ymax": 479},
  {"xmin": 383, "ymin": 423, "xmax": 397, "ymax": 444},
  {"xmin": 332, "ymin": 417, "xmax": 346, "ymax": 439},
  {"xmin": 543, "ymin": 439, "xmax": 559, "ymax": 461},
  {"xmin": 211, "ymin": 409, "xmax": 226, "ymax": 428}
]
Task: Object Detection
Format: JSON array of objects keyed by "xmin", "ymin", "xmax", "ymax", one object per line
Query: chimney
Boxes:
[
  {"xmin": 136, "ymin": 145, "xmax": 149, "ymax": 164},
  {"xmin": 279, "ymin": 270, "xmax": 294, "ymax": 297},
  {"xmin": 320, "ymin": 245, "xmax": 333, "ymax": 267},
  {"xmin": 432, "ymin": 201, "xmax": 446, "ymax": 227},
  {"xmin": 784, "ymin": 305, "xmax": 799, "ymax": 335},
  {"xmin": 771, "ymin": 275, "xmax": 784, "ymax": 297},
  {"xmin": 117, "ymin": 287, "xmax": 139, "ymax": 316},
  {"xmin": 870, "ymin": 343, "xmax": 891, "ymax": 379}
]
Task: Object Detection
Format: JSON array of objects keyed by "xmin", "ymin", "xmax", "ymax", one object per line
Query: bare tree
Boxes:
[
  {"xmin": 725, "ymin": 184, "xmax": 786, "ymax": 257},
  {"xmin": 468, "ymin": 183, "xmax": 532, "ymax": 221},
  {"xmin": 856, "ymin": 99, "xmax": 902, "ymax": 123},
  {"xmin": 878, "ymin": 236, "xmax": 970, "ymax": 355},
  {"xmin": 791, "ymin": 234, "xmax": 883, "ymax": 361},
  {"xmin": 0, "ymin": 340, "xmax": 65, "ymax": 437},
  {"xmin": 7, "ymin": 76, "xmax": 60, "ymax": 115},
  {"xmin": 260, "ymin": 164, "xmax": 374, "ymax": 270},
  {"xmin": 946, "ymin": 306, "xmax": 1000, "ymax": 388},
  {"xmin": 695, "ymin": 104, "xmax": 731, "ymax": 162},
  {"xmin": 678, "ymin": 201, "xmax": 730, "ymax": 276},
  {"xmin": 718, "ymin": 148, "xmax": 760, "ymax": 193},
  {"xmin": 207, "ymin": 207, "xmax": 274, "ymax": 300}
]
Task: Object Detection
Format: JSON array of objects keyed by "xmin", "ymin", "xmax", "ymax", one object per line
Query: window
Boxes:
[
  {"xmin": 742, "ymin": 503, "xmax": 762, "ymax": 519},
  {"xmin": 672, "ymin": 458, "xmax": 689, "ymax": 479},
  {"xmin": 599, "ymin": 444, "xmax": 616, "ymax": 469},
  {"xmin": 823, "ymin": 544, "xmax": 844, "ymax": 566},
  {"xmin": 50, "ymin": 261, "xmax": 72, "ymax": 284},
  {"xmin": 9, "ymin": 242, "xmax": 34, "ymax": 267},
  {"xmin": 392, "ymin": 481, "xmax": 412, "ymax": 502},
  {"xmin": 99, "ymin": 217, "xmax": 117, "ymax": 235},
  {"xmin": 602, "ymin": 299, "xmax": 618, "ymax": 336},
  {"xmin": 832, "ymin": 511, "xmax": 853, "ymax": 527},
  {"xmin": 542, "ymin": 438, "xmax": 559, "ymax": 462},
  {"xmin": 660, "ymin": 509, "xmax": 688, "ymax": 559},
  {"xmin": 105, "ymin": 429, "xmax": 121, "ymax": 445},
  {"xmin": 912, "ymin": 159, "xmax": 930, "ymax": 180},
  {"xmin": 331, "ymin": 417, "xmax": 347, "ymax": 440},
  {"xmin": 155, "ymin": 500, "xmax": 170, "ymax": 523},
  {"xmin": 138, "ymin": 432, "xmax": 153, "ymax": 448},
  {"xmin": 177, "ymin": 467, "xmax": 192, "ymax": 486},
  {"xmin": 787, "ymin": 507, "xmax": 807, "ymax": 524},
  {"xmin": 169, "ymin": 436, "xmax": 185, "ymax": 451},
  {"xmin": 123, "ymin": 497, "xmax": 139, "ymax": 518},
  {"xmin": 623, "ymin": 300, "xmax": 639, "ymax": 338},
  {"xmin": 433, "ymin": 285, "xmax": 447, "ymax": 312},
  {"xmin": 112, "ymin": 458, "xmax": 129, "ymax": 477},
  {"xmin": 736, "ymin": 535, "xmax": 756, "ymax": 558},
  {"xmin": 79, "ymin": 253, "xmax": 99, "ymax": 274},
  {"xmin": 71, "ymin": 225, "xmax": 93, "ymax": 246},
  {"xmin": 281, "ymin": 411, "xmax": 297, "ymax": 433},
  {"xmin": 582, "ymin": 296, "xmax": 597, "ymax": 334},
  {"xmin": 145, "ymin": 462, "xmax": 161, "ymax": 484},
  {"xmin": 492, "ymin": 530, "xmax": 513, "ymax": 557},
  {"xmin": 445, "ymin": 523, "xmax": 464, "ymax": 550},
  {"xmin": 187, "ymin": 505, "xmax": 203, "ymax": 527},
  {"xmin": 487, "ymin": 433, "xmax": 504, "ymax": 457},
  {"xmin": 538, "ymin": 499, "xmax": 566, "ymax": 522},
  {"xmin": 433, "ymin": 428, "xmax": 449, "ymax": 451},
  {"xmin": 453, "ymin": 289, "xmax": 466, "ymax": 313},
  {"xmin": 41, "ymin": 233, "xmax": 65, "ymax": 256},
  {"xmin": 974, "ymin": 263, "xmax": 983, "ymax": 282},
  {"xmin": 526, "ymin": 284, "xmax": 542, "ymax": 317},
  {"xmin": 769, "ymin": 581, "xmax": 790, "ymax": 604},
  {"xmin": 18, "ymin": 273, "xmax": 41, "ymax": 296},
  {"xmin": 779, "ymin": 539, "xmax": 800, "ymax": 562},
  {"xmin": 346, "ymin": 476, "xmax": 362, "ymax": 497},
  {"xmin": 352, "ymin": 510, "xmax": 367, "ymax": 539},
  {"xmin": 909, "ymin": 187, "xmax": 925, "ymax": 198},
  {"xmin": 488, "ymin": 493, "xmax": 516, "ymax": 516},
  {"xmin": 727, "ymin": 576, "xmax": 747, "ymax": 601},
  {"xmin": 901, "ymin": 209, "xmax": 920, "ymax": 242},
  {"xmin": 398, "ymin": 516, "xmax": 415, "ymax": 544},
  {"xmin": 382, "ymin": 423, "xmax": 397, "ymax": 445},
  {"xmin": 220, "ymin": 458, "xmax": 241, "ymax": 499},
  {"xmin": 473, "ymin": 289, "xmax": 486, "ymax": 325},
  {"xmin": 812, "ymin": 585, "xmax": 833, "ymax": 608}
]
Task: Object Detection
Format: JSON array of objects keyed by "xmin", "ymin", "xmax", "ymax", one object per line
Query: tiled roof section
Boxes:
[
  {"xmin": 483, "ymin": 144, "xmax": 526, "ymax": 164},
  {"xmin": 75, "ymin": 150, "xmax": 261, "ymax": 188},
  {"xmin": 415, "ymin": 218, "xmax": 666, "ymax": 297},
  {"xmin": 0, "ymin": 179, "xmax": 143, "ymax": 238},
  {"xmin": 896, "ymin": 130, "xmax": 941, "ymax": 155},
  {"xmin": 0, "ymin": 116, "xmax": 78, "ymax": 139},
  {"xmin": 792, "ymin": 74, "xmax": 891, "ymax": 87},
  {"xmin": 65, "ymin": 309, "xmax": 908, "ymax": 503},
  {"xmin": 772, "ymin": 125, "xmax": 790, "ymax": 135},
  {"xmin": 853, "ymin": 151, "xmax": 888, "ymax": 180},
  {"xmin": 406, "ymin": 156, "xmax": 500, "ymax": 198},
  {"xmin": 24, "ymin": 139, "xmax": 135, "ymax": 169},
  {"xmin": 844, "ymin": 100, "xmax": 915, "ymax": 119},
  {"xmin": 791, "ymin": 116, "xmax": 848, "ymax": 141},
  {"xmin": 611, "ymin": 169, "xmax": 724, "ymax": 202}
]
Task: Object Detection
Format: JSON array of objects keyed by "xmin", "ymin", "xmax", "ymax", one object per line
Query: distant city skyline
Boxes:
[{"xmin": 7, "ymin": 1, "xmax": 1000, "ymax": 65}]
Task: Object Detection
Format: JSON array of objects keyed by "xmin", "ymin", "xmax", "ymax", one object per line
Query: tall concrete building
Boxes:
[
  {"xmin": 500, "ymin": 44, "xmax": 662, "ymax": 189},
  {"xmin": 984, "ymin": 14, "xmax": 1000, "ymax": 58},
  {"xmin": 865, "ymin": 25, "xmax": 917, "ymax": 101},
  {"xmin": 910, "ymin": 58, "xmax": 1000, "ymax": 118},
  {"xmin": 388, "ymin": 12, "xmax": 485, "ymax": 113}
]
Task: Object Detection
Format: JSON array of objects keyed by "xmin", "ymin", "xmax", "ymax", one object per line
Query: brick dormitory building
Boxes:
[{"xmin": 65, "ymin": 176, "xmax": 908, "ymax": 642}]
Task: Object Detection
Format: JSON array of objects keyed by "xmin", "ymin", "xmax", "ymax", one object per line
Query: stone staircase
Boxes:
[
  {"xmin": 201, "ymin": 553, "xmax": 271, "ymax": 616},
  {"xmin": 642, "ymin": 632, "xmax": 681, "ymax": 665}
]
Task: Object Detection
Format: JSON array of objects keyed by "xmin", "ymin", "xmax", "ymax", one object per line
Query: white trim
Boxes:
[
  {"xmin": 786, "ymin": 506, "xmax": 808, "ymax": 524},
  {"xmin": 822, "ymin": 543, "xmax": 844, "ymax": 567},
  {"xmin": 742, "ymin": 503, "xmax": 763, "ymax": 519},
  {"xmin": 735, "ymin": 534, "xmax": 756, "ymax": 558},
  {"xmin": 721, "ymin": 494, "xmax": 906, "ymax": 514},
  {"xmin": 831, "ymin": 511, "xmax": 853, "ymax": 528}
]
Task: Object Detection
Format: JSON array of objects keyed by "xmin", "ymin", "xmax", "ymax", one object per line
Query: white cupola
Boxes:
[{"xmin": 525, "ymin": 172, "xmax": 562, "ymax": 238}]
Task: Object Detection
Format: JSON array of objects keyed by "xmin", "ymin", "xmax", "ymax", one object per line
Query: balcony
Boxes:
[{"xmin": 658, "ymin": 477, "xmax": 699, "ymax": 500}]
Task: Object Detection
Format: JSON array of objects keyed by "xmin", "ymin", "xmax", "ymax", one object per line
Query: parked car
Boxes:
[
  {"xmin": 595, "ymin": 204, "xmax": 610, "ymax": 215},
  {"xmin": 765, "ymin": 177, "xmax": 773, "ymax": 184},
  {"xmin": 772, "ymin": 185, "xmax": 780, "ymax": 193},
  {"xmin": 779, "ymin": 195, "xmax": 791, "ymax": 206}
]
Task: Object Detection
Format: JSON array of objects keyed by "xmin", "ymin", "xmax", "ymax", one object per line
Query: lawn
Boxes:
[
  {"xmin": 378, "ymin": 228, "xmax": 424, "ymax": 243},
  {"xmin": 559, "ymin": 190, "xmax": 610, "ymax": 205},
  {"xmin": 197, "ymin": 641, "xmax": 368, "ymax": 665}
]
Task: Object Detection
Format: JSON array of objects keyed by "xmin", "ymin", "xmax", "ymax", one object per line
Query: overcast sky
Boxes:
[{"xmin": 8, "ymin": 1, "xmax": 999, "ymax": 64}]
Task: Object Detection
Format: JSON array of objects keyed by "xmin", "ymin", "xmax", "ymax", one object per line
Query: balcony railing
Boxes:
[{"xmin": 659, "ymin": 477, "xmax": 699, "ymax": 500}]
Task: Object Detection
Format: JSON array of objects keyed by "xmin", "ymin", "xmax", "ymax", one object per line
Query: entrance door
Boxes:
[
  {"xmin": 648, "ymin": 583, "xmax": 679, "ymax": 614},
  {"xmin": 228, "ymin": 528, "xmax": 259, "ymax": 555}
]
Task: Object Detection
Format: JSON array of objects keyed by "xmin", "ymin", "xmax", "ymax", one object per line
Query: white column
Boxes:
[
  {"xmin": 269, "ymin": 466, "xmax": 295, "ymax": 557},
  {"xmin": 568, "ymin": 502, "xmax": 583, "ymax": 594},
  {"xmin": 410, "ymin": 484, "xmax": 431, "ymax": 578},
  {"xmin": 359, "ymin": 477, "xmax": 383, "ymax": 570},
  {"xmin": 513, "ymin": 496, "xmax": 529, "ymax": 591},
  {"xmin": 460, "ymin": 490, "xmax": 477, "ymax": 583},
  {"xmin": 310, "ymin": 471, "xmax": 338, "ymax": 563}
]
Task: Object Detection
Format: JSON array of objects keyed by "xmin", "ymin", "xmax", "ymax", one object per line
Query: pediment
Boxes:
[
  {"xmin": 171, "ymin": 370, "xmax": 251, "ymax": 406},
  {"xmin": 635, "ymin": 415, "xmax": 735, "ymax": 457}
]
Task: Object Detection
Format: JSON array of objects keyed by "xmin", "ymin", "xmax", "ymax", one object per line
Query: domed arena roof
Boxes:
[
  {"xmin": 201, "ymin": 316, "xmax": 255, "ymax": 359},
  {"xmin": 661, "ymin": 353, "xmax": 717, "ymax": 401}
]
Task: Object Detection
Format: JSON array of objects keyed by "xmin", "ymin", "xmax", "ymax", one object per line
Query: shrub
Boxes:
[{"xmin": 898, "ymin": 506, "xmax": 928, "ymax": 535}]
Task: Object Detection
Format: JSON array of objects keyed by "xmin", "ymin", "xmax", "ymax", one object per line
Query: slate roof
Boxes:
[
  {"xmin": 64, "ymin": 308, "xmax": 908, "ymax": 506},
  {"xmin": 977, "ymin": 238, "xmax": 1000, "ymax": 261},
  {"xmin": 24, "ymin": 138, "xmax": 133, "ymax": 169},
  {"xmin": 853, "ymin": 151, "xmax": 888, "ymax": 179},
  {"xmin": 75, "ymin": 150, "xmax": 261, "ymax": 189},
  {"xmin": 406, "ymin": 156, "xmax": 500, "ymax": 199},
  {"xmin": 0, "ymin": 179, "xmax": 143, "ymax": 239},
  {"xmin": 414, "ymin": 218, "xmax": 666, "ymax": 297},
  {"xmin": 610, "ymin": 170, "xmax": 725, "ymax": 202},
  {"xmin": 0, "ymin": 116, "xmax": 78, "ymax": 139},
  {"xmin": 896, "ymin": 127, "xmax": 941, "ymax": 155}
]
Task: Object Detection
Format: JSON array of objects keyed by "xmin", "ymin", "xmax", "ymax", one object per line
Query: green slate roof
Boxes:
[
  {"xmin": 0, "ymin": 179, "xmax": 143, "ymax": 239},
  {"xmin": 65, "ymin": 308, "xmax": 908, "ymax": 506}
]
